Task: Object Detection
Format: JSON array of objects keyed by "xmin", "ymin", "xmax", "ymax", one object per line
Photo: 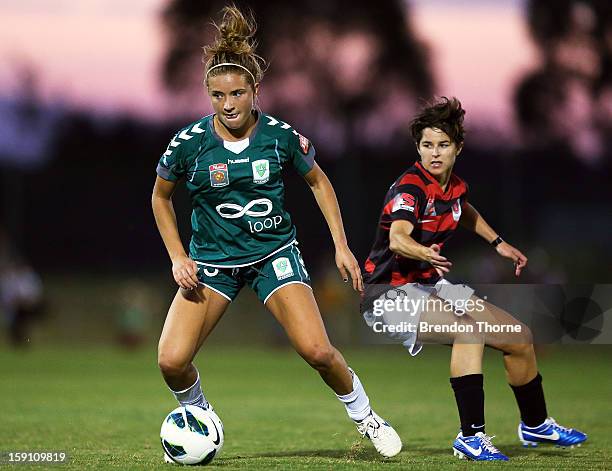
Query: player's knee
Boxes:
[
  {"xmin": 520, "ymin": 323, "xmax": 534, "ymax": 344},
  {"xmin": 158, "ymin": 350, "xmax": 190, "ymax": 378},
  {"xmin": 502, "ymin": 339, "xmax": 534, "ymax": 358},
  {"xmin": 509, "ymin": 321, "xmax": 533, "ymax": 347},
  {"xmin": 512, "ymin": 341, "xmax": 534, "ymax": 357},
  {"xmin": 302, "ymin": 345, "xmax": 336, "ymax": 371},
  {"xmin": 454, "ymin": 318, "xmax": 485, "ymax": 344}
]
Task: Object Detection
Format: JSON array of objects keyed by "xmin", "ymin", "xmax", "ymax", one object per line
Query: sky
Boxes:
[
  {"xmin": 0, "ymin": 0, "xmax": 539, "ymax": 133},
  {"xmin": 410, "ymin": 0, "xmax": 538, "ymax": 133}
]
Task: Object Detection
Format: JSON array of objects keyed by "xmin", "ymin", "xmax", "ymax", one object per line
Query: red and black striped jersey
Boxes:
[{"xmin": 364, "ymin": 161, "xmax": 468, "ymax": 286}]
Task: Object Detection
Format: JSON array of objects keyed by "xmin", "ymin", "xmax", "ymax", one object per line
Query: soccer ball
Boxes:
[{"xmin": 160, "ymin": 405, "xmax": 224, "ymax": 465}]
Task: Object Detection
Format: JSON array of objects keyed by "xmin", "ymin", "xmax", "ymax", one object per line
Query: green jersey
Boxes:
[{"xmin": 156, "ymin": 112, "xmax": 316, "ymax": 267}]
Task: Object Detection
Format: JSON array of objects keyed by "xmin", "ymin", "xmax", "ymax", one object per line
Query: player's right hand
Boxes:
[
  {"xmin": 423, "ymin": 244, "xmax": 452, "ymax": 275},
  {"xmin": 171, "ymin": 254, "xmax": 200, "ymax": 290}
]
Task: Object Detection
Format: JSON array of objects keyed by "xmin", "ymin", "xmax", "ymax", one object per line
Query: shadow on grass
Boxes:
[
  {"xmin": 201, "ymin": 444, "xmax": 584, "ymax": 467},
  {"xmin": 405, "ymin": 446, "xmax": 458, "ymax": 457},
  {"xmin": 216, "ymin": 446, "xmax": 384, "ymax": 462},
  {"xmin": 502, "ymin": 444, "xmax": 579, "ymax": 458}
]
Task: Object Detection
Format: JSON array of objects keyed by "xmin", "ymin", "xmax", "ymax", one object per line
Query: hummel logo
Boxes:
[
  {"xmin": 523, "ymin": 429, "xmax": 560, "ymax": 441},
  {"xmin": 228, "ymin": 157, "xmax": 249, "ymax": 164},
  {"xmin": 458, "ymin": 439, "xmax": 482, "ymax": 456}
]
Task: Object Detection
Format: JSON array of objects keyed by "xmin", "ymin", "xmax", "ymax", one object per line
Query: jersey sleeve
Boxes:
[
  {"xmin": 287, "ymin": 130, "xmax": 316, "ymax": 176},
  {"xmin": 383, "ymin": 183, "xmax": 426, "ymax": 226},
  {"xmin": 156, "ymin": 132, "xmax": 188, "ymax": 182},
  {"xmin": 461, "ymin": 181, "xmax": 469, "ymax": 207}
]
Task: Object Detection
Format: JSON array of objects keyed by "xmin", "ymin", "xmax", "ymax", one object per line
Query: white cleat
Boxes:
[
  {"xmin": 163, "ymin": 453, "xmax": 174, "ymax": 464},
  {"xmin": 356, "ymin": 410, "xmax": 402, "ymax": 458}
]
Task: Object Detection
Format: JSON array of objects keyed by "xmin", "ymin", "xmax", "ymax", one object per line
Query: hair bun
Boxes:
[
  {"xmin": 216, "ymin": 6, "xmax": 256, "ymax": 55},
  {"xmin": 203, "ymin": 6, "xmax": 266, "ymax": 86}
]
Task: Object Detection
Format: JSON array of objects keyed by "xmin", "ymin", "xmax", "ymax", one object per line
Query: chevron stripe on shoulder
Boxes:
[
  {"xmin": 266, "ymin": 115, "xmax": 279, "ymax": 126},
  {"xmin": 190, "ymin": 122, "xmax": 206, "ymax": 134},
  {"xmin": 163, "ymin": 121, "xmax": 207, "ymax": 157},
  {"xmin": 265, "ymin": 115, "xmax": 300, "ymax": 136}
]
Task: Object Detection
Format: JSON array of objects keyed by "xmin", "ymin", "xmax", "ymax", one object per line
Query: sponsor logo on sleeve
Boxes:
[
  {"xmin": 252, "ymin": 159, "xmax": 270, "ymax": 184},
  {"xmin": 272, "ymin": 257, "xmax": 294, "ymax": 280},
  {"xmin": 209, "ymin": 163, "xmax": 229, "ymax": 187},
  {"xmin": 298, "ymin": 134, "xmax": 310, "ymax": 154},
  {"xmin": 392, "ymin": 193, "xmax": 416, "ymax": 213}
]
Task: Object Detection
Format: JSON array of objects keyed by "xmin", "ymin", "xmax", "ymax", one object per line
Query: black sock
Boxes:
[
  {"xmin": 510, "ymin": 373, "xmax": 548, "ymax": 427},
  {"xmin": 450, "ymin": 374, "xmax": 485, "ymax": 436}
]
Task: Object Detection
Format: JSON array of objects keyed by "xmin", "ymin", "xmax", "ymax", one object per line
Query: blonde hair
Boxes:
[{"xmin": 203, "ymin": 5, "xmax": 266, "ymax": 88}]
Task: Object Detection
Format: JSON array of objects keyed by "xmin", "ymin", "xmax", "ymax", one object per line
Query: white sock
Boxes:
[
  {"xmin": 170, "ymin": 369, "xmax": 209, "ymax": 409},
  {"xmin": 336, "ymin": 368, "xmax": 371, "ymax": 422}
]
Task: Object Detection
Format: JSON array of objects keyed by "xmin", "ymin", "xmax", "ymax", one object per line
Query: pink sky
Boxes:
[
  {"xmin": 0, "ymin": 0, "xmax": 164, "ymax": 115},
  {"xmin": 0, "ymin": 0, "xmax": 539, "ymax": 133},
  {"xmin": 410, "ymin": 0, "xmax": 539, "ymax": 135}
]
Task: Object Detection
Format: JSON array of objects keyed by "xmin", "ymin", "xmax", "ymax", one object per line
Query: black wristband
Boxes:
[{"xmin": 491, "ymin": 236, "xmax": 504, "ymax": 247}]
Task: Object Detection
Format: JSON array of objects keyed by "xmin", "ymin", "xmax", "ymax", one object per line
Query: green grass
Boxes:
[{"xmin": 1, "ymin": 345, "xmax": 610, "ymax": 469}]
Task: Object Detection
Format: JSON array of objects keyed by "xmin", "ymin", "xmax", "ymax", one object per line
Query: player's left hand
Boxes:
[
  {"xmin": 495, "ymin": 241, "xmax": 528, "ymax": 277},
  {"xmin": 335, "ymin": 244, "xmax": 364, "ymax": 293}
]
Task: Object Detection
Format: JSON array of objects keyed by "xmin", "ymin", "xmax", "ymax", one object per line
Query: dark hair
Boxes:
[
  {"xmin": 203, "ymin": 5, "xmax": 266, "ymax": 88},
  {"xmin": 410, "ymin": 97, "xmax": 466, "ymax": 144}
]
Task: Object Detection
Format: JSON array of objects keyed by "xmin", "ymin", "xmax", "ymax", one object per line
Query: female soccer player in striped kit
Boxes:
[
  {"xmin": 152, "ymin": 6, "xmax": 401, "ymax": 461},
  {"xmin": 363, "ymin": 97, "xmax": 586, "ymax": 461}
]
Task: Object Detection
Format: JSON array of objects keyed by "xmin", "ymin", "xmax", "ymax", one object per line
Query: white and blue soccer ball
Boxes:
[{"xmin": 160, "ymin": 405, "xmax": 224, "ymax": 465}]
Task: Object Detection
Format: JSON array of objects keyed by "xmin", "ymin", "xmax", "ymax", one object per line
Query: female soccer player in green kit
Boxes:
[{"xmin": 151, "ymin": 6, "xmax": 401, "ymax": 460}]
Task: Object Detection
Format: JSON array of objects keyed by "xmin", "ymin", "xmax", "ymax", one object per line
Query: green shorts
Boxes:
[{"xmin": 195, "ymin": 243, "xmax": 311, "ymax": 304}]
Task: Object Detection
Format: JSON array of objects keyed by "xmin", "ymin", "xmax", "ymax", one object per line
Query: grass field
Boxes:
[{"xmin": 1, "ymin": 345, "xmax": 610, "ymax": 469}]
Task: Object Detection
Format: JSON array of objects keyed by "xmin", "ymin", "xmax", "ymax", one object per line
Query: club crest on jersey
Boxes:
[
  {"xmin": 425, "ymin": 197, "xmax": 437, "ymax": 216},
  {"xmin": 392, "ymin": 193, "xmax": 416, "ymax": 213},
  {"xmin": 252, "ymin": 159, "xmax": 270, "ymax": 184},
  {"xmin": 452, "ymin": 198, "xmax": 462, "ymax": 221},
  {"xmin": 209, "ymin": 163, "xmax": 229, "ymax": 187},
  {"xmin": 298, "ymin": 134, "xmax": 310, "ymax": 154},
  {"xmin": 272, "ymin": 257, "xmax": 294, "ymax": 280}
]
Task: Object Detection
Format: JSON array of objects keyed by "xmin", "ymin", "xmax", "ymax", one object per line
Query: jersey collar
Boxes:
[
  {"xmin": 415, "ymin": 161, "xmax": 454, "ymax": 193},
  {"xmin": 208, "ymin": 110, "xmax": 262, "ymax": 148}
]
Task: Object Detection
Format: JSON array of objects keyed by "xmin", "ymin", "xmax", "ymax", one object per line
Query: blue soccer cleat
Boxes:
[
  {"xmin": 452, "ymin": 432, "xmax": 509, "ymax": 461},
  {"xmin": 518, "ymin": 417, "xmax": 587, "ymax": 448}
]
